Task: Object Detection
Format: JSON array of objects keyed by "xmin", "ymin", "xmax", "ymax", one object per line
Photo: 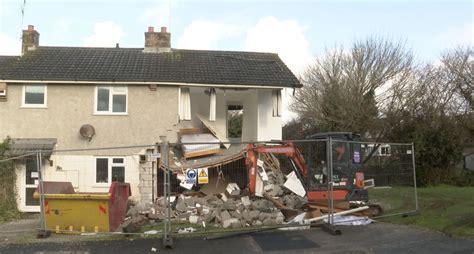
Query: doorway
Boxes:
[
  {"xmin": 20, "ymin": 156, "xmax": 40, "ymax": 212},
  {"xmin": 227, "ymin": 104, "xmax": 243, "ymax": 142}
]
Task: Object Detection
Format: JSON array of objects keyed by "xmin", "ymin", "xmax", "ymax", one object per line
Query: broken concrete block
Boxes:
[
  {"xmin": 176, "ymin": 212, "xmax": 191, "ymax": 221},
  {"xmin": 275, "ymin": 214, "xmax": 285, "ymax": 224},
  {"xmin": 264, "ymin": 184, "xmax": 274, "ymax": 192},
  {"xmin": 263, "ymin": 218, "xmax": 273, "ymax": 226},
  {"xmin": 249, "ymin": 210, "xmax": 260, "ymax": 220},
  {"xmin": 259, "ymin": 212, "xmax": 270, "ymax": 221},
  {"xmin": 242, "ymin": 210, "xmax": 252, "ymax": 223},
  {"xmin": 226, "ymin": 183, "xmax": 241, "ymax": 196},
  {"xmin": 204, "ymin": 213, "xmax": 216, "ymax": 224},
  {"xmin": 231, "ymin": 211, "xmax": 243, "ymax": 219},
  {"xmin": 253, "ymin": 200, "xmax": 273, "ymax": 212},
  {"xmin": 231, "ymin": 221, "xmax": 242, "ymax": 228},
  {"xmin": 269, "ymin": 185, "xmax": 281, "ymax": 197},
  {"xmin": 220, "ymin": 210, "xmax": 231, "ymax": 221},
  {"xmin": 189, "ymin": 215, "xmax": 199, "ymax": 224},
  {"xmin": 241, "ymin": 196, "xmax": 251, "ymax": 207},
  {"xmin": 220, "ymin": 193, "xmax": 228, "ymax": 202},
  {"xmin": 223, "ymin": 218, "xmax": 239, "ymax": 228},
  {"xmin": 184, "ymin": 197, "xmax": 196, "ymax": 207},
  {"xmin": 201, "ymin": 206, "xmax": 210, "ymax": 215},
  {"xmin": 176, "ymin": 202, "xmax": 187, "ymax": 213},
  {"xmin": 221, "ymin": 202, "xmax": 237, "ymax": 211}
]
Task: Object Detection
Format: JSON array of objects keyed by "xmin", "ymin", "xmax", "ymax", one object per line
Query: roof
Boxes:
[
  {"xmin": 0, "ymin": 47, "xmax": 302, "ymax": 88},
  {"xmin": 6, "ymin": 138, "xmax": 57, "ymax": 157},
  {"xmin": 0, "ymin": 56, "xmax": 16, "ymax": 66}
]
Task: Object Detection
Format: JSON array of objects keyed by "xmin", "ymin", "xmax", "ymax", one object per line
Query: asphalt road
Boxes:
[{"xmin": 1, "ymin": 223, "xmax": 473, "ymax": 254}]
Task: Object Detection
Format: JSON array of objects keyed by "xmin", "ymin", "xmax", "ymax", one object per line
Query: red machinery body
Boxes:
[{"xmin": 244, "ymin": 142, "xmax": 366, "ymax": 202}]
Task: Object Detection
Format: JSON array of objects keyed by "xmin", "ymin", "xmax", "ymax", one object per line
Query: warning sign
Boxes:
[
  {"xmin": 198, "ymin": 168, "xmax": 209, "ymax": 184},
  {"xmin": 186, "ymin": 168, "xmax": 197, "ymax": 184}
]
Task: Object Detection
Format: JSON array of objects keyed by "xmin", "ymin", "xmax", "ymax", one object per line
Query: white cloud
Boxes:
[
  {"xmin": 244, "ymin": 16, "xmax": 312, "ymax": 75},
  {"xmin": 139, "ymin": 1, "xmax": 172, "ymax": 27},
  {"xmin": 177, "ymin": 19, "xmax": 243, "ymax": 50},
  {"xmin": 436, "ymin": 22, "xmax": 474, "ymax": 48},
  {"xmin": 83, "ymin": 21, "xmax": 125, "ymax": 47},
  {"xmin": 0, "ymin": 32, "xmax": 20, "ymax": 55},
  {"xmin": 244, "ymin": 16, "xmax": 312, "ymax": 123}
]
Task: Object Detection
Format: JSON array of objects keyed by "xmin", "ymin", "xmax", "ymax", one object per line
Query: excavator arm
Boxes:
[{"xmin": 244, "ymin": 143, "xmax": 309, "ymax": 194}]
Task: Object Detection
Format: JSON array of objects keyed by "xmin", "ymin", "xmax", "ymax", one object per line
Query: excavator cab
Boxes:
[{"xmin": 304, "ymin": 132, "xmax": 368, "ymax": 202}]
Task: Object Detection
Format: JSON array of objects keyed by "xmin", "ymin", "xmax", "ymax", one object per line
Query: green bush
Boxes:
[{"xmin": 0, "ymin": 139, "xmax": 20, "ymax": 222}]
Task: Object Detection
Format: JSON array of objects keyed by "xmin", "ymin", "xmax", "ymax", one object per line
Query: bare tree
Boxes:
[
  {"xmin": 441, "ymin": 46, "xmax": 473, "ymax": 112},
  {"xmin": 292, "ymin": 37, "xmax": 413, "ymax": 137}
]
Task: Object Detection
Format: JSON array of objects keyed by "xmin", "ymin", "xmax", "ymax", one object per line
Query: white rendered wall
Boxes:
[
  {"xmin": 257, "ymin": 90, "xmax": 282, "ymax": 141},
  {"xmin": 16, "ymin": 154, "xmax": 141, "ymax": 212},
  {"xmin": 189, "ymin": 87, "xmax": 259, "ymax": 142}
]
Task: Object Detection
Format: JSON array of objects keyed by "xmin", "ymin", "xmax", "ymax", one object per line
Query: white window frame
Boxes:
[
  {"xmin": 95, "ymin": 157, "xmax": 126, "ymax": 185},
  {"xmin": 94, "ymin": 85, "xmax": 128, "ymax": 115},
  {"xmin": 21, "ymin": 84, "xmax": 47, "ymax": 108}
]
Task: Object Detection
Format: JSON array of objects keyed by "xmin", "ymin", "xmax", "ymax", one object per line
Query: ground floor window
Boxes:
[{"xmin": 96, "ymin": 157, "xmax": 125, "ymax": 183}]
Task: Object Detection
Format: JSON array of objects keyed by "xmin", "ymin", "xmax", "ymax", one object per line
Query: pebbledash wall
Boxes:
[
  {"xmin": 1, "ymin": 83, "xmax": 180, "ymax": 212},
  {"xmin": 1, "ymin": 83, "xmax": 283, "ymax": 212}
]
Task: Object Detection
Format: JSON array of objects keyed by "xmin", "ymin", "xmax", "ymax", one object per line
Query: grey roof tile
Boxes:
[{"xmin": 0, "ymin": 47, "xmax": 301, "ymax": 88}]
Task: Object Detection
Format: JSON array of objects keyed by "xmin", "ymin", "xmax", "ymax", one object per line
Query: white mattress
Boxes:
[{"xmin": 181, "ymin": 133, "xmax": 221, "ymax": 153}]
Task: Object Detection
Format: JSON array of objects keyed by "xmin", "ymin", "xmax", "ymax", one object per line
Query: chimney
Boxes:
[
  {"xmin": 144, "ymin": 26, "xmax": 171, "ymax": 53},
  {"xmin": 22, "ymin": 25, "xmax": 40, "ymax": 55}
]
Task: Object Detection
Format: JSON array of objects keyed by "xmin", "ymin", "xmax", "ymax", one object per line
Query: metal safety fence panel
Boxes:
[
  {"xmin": 328, "ymin": 140, "xmax": 417, "ymax": 226},
  {"xmin": 0, "ymin": 139, "xmax": 416, "ymax": 245}
]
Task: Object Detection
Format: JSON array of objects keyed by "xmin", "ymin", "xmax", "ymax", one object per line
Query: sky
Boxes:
[{"xmin": 0, "ymin": 0, "xmax": 473, "ymax": 120}]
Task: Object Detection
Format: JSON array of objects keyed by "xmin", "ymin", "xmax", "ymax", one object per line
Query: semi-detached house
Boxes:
[{"xmin": 0, "ymin": 25, "xmax": 302, "ymax": 212}]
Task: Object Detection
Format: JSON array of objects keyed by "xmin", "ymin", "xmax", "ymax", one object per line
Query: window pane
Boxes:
[
  {"xmin": 112, "ymin": 94, "xmax": 126, "ymax": 112},
  {"xmin": 25, "ymin": 157, "xmax": 38, "ymax": 185},
  {"xmin": 112, "ymin": 166, "xmax": 125, "ymax": 183},
  {"xmin": 97, "ymin": 87, "xmax": 110, "ymax": 111},
  {"xmin": 25, "ymin": 188, "xmax": 39, "ymax": 206},
  {"xmin": 25, "ymin": 85, "xmax": 45, "ymax": 104},
  {"xmin": 113, "ymin": 86, "xmax": 126, "ymax": 93},
  {"xmin": 96, "ymin": 158, "xmax": 109, "ymax": 183},
  {"xmin": 112, "ymin": 158, "xmax": 124, "ymax": 164}
]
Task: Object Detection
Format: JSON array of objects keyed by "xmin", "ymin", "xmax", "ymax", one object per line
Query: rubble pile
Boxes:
[{"xmin": 124, "ymin": 164, "xmax": 308, "ymax": 231}]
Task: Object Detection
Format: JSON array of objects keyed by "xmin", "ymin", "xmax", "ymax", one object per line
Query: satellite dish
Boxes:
[{"xmin": 79, "ymin": 124, "xmax": 95, "ymax": 141}]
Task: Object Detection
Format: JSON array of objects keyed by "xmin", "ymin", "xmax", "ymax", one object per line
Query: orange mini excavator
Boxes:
[{"xmin": 244, "ymin": 132, "xmax": 374, "ymax": 204}]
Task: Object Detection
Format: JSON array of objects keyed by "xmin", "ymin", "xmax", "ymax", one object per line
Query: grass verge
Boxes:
[{"xmin": 370, "ymin": 185, "xmax": 474, "ymax": 238}]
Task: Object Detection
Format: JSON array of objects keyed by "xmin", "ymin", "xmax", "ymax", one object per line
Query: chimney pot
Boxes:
[
  {"xmin": 144, "ymin": 25, "xmax": 171, "ymax": 53},
  {"xmin": 22, "ymin": 25, "xmax": 40, "ymax": 55}
]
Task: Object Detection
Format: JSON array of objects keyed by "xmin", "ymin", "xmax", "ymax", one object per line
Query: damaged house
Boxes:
[{"xmin": 0, "ymin": 25, "xmax": 302, "ymax": 212}]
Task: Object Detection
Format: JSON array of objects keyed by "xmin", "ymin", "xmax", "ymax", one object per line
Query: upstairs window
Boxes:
[
  {"xmin": 95, "ymin": 86, "xmax": 127, "ymax": 114},
  {"xmin": 23, "ymin": 84, "xmax": 47, "ymax": 107}
]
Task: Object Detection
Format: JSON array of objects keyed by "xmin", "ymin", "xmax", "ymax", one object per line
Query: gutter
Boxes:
[{"xmin": 0, "ymin": 79, "xmax": 302, "ymax": 89}]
